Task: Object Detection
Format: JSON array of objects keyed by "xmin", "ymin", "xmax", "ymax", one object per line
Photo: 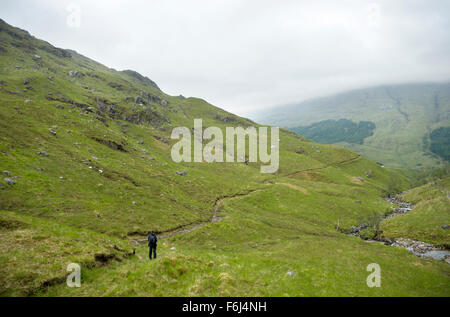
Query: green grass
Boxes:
[
  {"xmin": 380, "ymin": 177, "xmax": 450, "ymax": 247},
  {"xmin": 42, "ymin": 184, "xmax": 449, "ymax": 296},
  {"xmin": 0, "ymin": 211, "xmax": 133, "ymax": 296},
  {"xmin": 0, "ymin": 18, "xmax": 448, "ymax": 297}
]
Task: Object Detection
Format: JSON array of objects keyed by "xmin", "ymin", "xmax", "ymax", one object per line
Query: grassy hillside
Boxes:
[
  {"xmin": 380, "ymin": 176, "xmax": 450, "ymax": 247},
  {"xmin": 0, "ymin": 19, "xmax": 449, "ymax": 296},
  {"xmin": 252, "ymin": 83, "xmax": 450, "ymax": 169}
]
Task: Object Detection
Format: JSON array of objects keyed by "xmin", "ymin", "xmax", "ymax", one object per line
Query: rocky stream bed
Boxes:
[{"xmin": 343, "ymin": 193, "xmax": 450, "ymax": 264}]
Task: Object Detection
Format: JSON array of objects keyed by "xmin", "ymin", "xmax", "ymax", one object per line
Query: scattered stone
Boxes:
[
  {"xmin": 176, "ymin": 169, "xmax": 187, "ymax": 176},
  {"xmin": 2, "ymin": 171, "xmax": 11, "ymax": 176},
  {"xmin": 161, "ymin": 99, "xmax": 168, "ymax": 106},
  {"xmin": 355, "ymin": 200, "xmax": 361, "ymax": 204},
  {"xmin": 442, "ymin": 225, "xmax": 450, "ymax": 230},
  {"xmin": 132, "ymin": 201, "xmax": 136, "ymax": 205},
  {"xmin": 170, "ymin": 247, "xmax": 176, "ymax": 251},
  {"xmin": 356, "ymin": 177, "xmax": 365, "ymax": 182},
  {"xmin": 37, "ymin": 151, "xmax": 49, "ymax": 157},
  {"xmin": 138, "ymin": 140, "xmax": 144, "ymax": 145},
  {"xmin": 23, "ymin": 78, "xmax": 34, "ymax": 85},
  {"xmin": 4, "ymin": 178, "xmax": 15, "ymax": 185},
  {"xmin": 154, "ymin": 135, "xmax": 168, "ymax": 143},
  {"xmin": 33, "ymin": 54, "xmax": 41, "ymax": 59},
  {"xmin": 49, "ymin": 128, "xmax": 56, "ymax": 136},
  {"xmin": 55, "ymin": 104, "xmax": 64, "ymax": 109},
  {"xmin": 287, "ymin": 270, "xmax": 295, "ymax": 277},
  {"xmin": 365, "ymin": 172, "xmax": 372, "ymax": 178},
  {"xmin": 68, "ymin": 70, "xmax": 83, "ymax": 78}
]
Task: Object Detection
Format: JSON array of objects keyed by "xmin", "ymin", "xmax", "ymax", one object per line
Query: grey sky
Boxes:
[{"xmin": 1, "ymin": 0, "xmax": 449, "ymax": 116}]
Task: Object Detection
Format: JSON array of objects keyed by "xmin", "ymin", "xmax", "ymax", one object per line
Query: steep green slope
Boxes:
[
  {"xmin": 380, "ymin": 176, "xmax": 450, "ymax": 247},
  {"xmin": 0, "ymin": 19, "xmax": 448, "ymax": 296},
  {"xmin": 252, "ymin": 83, "xmax": 450, "ymax": 168}
]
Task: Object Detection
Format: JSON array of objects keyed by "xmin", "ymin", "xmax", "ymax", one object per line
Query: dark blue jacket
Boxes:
[{"xmin": 148, "ymin": 234, "xmax": 157, "ymax": 247}]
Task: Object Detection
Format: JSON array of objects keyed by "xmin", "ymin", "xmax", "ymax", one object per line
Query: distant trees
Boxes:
[
  {"xmin": 292, "ymin": 119, "xmax": 376, "ymax": 145},
  {"xmin": 429, "ymin": 127, "xmax": 450, "ymax": 162}
]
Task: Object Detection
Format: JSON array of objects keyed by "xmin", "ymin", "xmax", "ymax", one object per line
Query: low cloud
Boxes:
[{"xmin": 1, "ymin": 0, "xmax": 449, "ymax": 115}]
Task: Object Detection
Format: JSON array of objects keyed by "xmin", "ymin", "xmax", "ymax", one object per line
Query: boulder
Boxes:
[
  {"xmin": 68, "ymin": 70, "xmax": 83, "ymax": 78},
  {"xmin": 134, "ymin": 96, "xmax": 148, "ymax": 105},
  {"xmin": 176, "ymin": 169, "xmax": 187, "ymax": 176},
  {"xmin": 23, "ymin": 78, "xmax": 34, "ymax": 85},
  {"xmin": 4, "ymin": 177, "xmax": 15, "ymax": 185}
]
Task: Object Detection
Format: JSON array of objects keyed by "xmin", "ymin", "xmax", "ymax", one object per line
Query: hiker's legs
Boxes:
[{"xmin": 149, "ymin": 246, "xmax": 156, "ymax": 259}]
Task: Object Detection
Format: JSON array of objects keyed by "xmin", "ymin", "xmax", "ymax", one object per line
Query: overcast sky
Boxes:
[{"xmin": 1, "ymin": 0, "xmax": 449, "ymax": 115}]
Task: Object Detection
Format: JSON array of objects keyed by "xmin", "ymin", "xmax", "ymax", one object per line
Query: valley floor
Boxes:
[{"xmin": 34, "ymin": 177, "xmax": 450, "ymax": 296}]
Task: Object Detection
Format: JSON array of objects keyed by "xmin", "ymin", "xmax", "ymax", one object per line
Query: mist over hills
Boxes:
[{"xmin": 252, "ymin": 83, "xmax": 450, "ymax": 168}]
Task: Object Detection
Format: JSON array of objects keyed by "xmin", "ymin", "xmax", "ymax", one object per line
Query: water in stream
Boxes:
[{"xmin": 344, "ymin": 193, "xmax": 450, "ymax": 264}]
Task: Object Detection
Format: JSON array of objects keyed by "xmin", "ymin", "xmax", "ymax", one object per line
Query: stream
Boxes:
[{"xmin": 344, "ymin": 193, "xmax": 450, "ymax": 264}]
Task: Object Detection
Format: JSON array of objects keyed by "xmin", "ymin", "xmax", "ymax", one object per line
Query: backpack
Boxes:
[{"xmin": 148, "ymin": 234, "xmax": 156, "ymax": 245}]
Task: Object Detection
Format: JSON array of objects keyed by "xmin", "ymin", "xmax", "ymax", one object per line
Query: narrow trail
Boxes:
[
  {"xmin": 132, "ymin": 155, "xmax": 361, "ymax": 245},
  {"xmin": 132, "ymin": 188, "xmax": 264, "ymax": 245},
  {"xmin": 131, "ymin": 155, "xmax": 450, "ymax": 265}
]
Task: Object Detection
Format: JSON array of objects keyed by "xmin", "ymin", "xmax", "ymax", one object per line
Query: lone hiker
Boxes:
[{"xmin": 148, "ymin": 231, "xmax": 158, "ymax": 260}]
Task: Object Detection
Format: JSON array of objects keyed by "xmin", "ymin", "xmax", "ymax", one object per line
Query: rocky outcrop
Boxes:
[
  {"xmin": 121, "ymin": 70, "xmax": 160, "ymax": 91},
  {"xmin": 68, "ymin": 70, "xmax": 83, "ymax": 78},
  {"xmin": 92, "ymin": 137, "xmax": 128, "ymax": 152}
]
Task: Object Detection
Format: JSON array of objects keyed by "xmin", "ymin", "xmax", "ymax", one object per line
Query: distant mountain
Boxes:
[{"xmin": 252, "ymin": 83, "xmax": 450, "ymax": 168}]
